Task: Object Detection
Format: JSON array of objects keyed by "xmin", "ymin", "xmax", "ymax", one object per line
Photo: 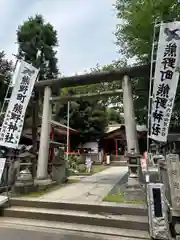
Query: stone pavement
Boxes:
[
  {"xmin": 0, "ymin": 224, "xmax": 140, "ymax": 240},
  {"xmin": 39, "ymin": 166, "xmax": 128, "ymax": 203}
]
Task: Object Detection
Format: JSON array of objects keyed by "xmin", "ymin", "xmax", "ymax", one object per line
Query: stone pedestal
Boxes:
[
  {"xmin": 34, "ymin": 178, "xmax": 52, "ymax": 191},
  {"xmin": 52, "ymin": 164, "xmax": 66, "ymax": 183},
  {"xmin": 13, "ymin": 169, "xmax": 34, "ymax": 194},
  {"xmin": 124, "ymin": 151, "xmax": 144, "ymax": 201},
  {"xmin": 13, "ymin": 180, "xmax": 34, "ymax": 194}
]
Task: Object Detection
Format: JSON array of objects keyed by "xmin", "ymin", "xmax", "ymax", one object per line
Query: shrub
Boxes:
[
  {"xmin": 67, "ymin": 155, "xmax": 81, "ymax": 171},
  {"xmin": 78, "ymin": 164, "xmax": 86, "ymax": 173}
]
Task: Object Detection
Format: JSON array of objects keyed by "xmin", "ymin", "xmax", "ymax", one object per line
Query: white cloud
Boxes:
[{"xmin": 0, "ymin": 0, "xmax": 119, "ymax": 76}]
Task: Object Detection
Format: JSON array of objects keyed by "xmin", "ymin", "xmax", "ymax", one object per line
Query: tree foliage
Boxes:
[
  {"xmin": 17, "ymin": 14, "xmax": 59, "ymax": 80},
  {"xmin": 115, "ymin": 0, "xmax": 180, "ymax": 125},
  {"xmin": 16, "ymin": 14, "xmax": 59, "ymax": 150},
  {"xmin": 56, "ymin": 97, "xmax": 108, "ymax": 147},
  {"xmin": 61, "ymin": 60, "xmax": 126, "ymax": 108},
  {"xmin": 115, "ymin": 0, "xmax": 180, "ymax": 61},
  {"xmin": 0, "ymin": 51, "xmax": 13, "ymax": 106},
  {"xmin": 107, "ymin": 108, "xmax": 124, "ymax": 124}
]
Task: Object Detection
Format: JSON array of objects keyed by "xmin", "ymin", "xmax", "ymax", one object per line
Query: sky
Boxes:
[{"xmin": 0, "ymin": 0, "xmax": 121, "ymax": 76}]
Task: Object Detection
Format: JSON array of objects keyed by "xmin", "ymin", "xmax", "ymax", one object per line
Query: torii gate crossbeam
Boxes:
[{"xmin": 35, "ymin": 63, "xmax": 151, "ymax": 90}]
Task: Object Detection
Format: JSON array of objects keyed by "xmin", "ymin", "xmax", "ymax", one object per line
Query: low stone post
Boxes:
[
  {"xmin": 147, "ymin": 183, "xmax": 170, "ymax": 239},
  {"xmin": 166, "ymin": 154, "xmax": 180, "ymax": 239}
]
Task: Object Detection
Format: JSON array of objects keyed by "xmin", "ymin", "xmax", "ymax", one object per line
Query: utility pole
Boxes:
[{"xmin": 31, "ymin": 49, "xmax": 42, "ymax": 178}]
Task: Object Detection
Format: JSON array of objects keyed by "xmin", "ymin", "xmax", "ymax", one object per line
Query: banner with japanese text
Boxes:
[
  {"xmin": 0, "ymin": 61, "xmax": 39, "ymax": 148},
  {"xmin": 0, "ymin": 158, "xmax": 6, "ymax": 182},
  {"xmin": 149, "ymin": 21, "xmax": 180, "ymax": 142}
]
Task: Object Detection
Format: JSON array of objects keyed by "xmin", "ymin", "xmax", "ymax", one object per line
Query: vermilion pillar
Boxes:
[
  {"xmin": 115, "ymin": 139, "xmax": 118, "ymax": 158},
  {"xmin": 68, "ymin": 135, "xmax": 71, "ymax": 153},
  {"xmin": 50, "ymin": 126, "xmax": 54, "ymax": 166}
]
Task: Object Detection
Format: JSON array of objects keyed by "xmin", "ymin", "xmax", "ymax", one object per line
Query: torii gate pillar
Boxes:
[
  {"xmin": 122, "ymin": 75, "xmax": 141, "ymax": 190},
  {"xmin": 36, "ymin": 86, "xmax": 52, "ymax": 180},
  {"xmin": 122, "ymin": 75, "xmax": 139, "ymax": 153}
]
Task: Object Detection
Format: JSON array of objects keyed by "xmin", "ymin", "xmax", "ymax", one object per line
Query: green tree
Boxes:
[
  {"xmin": 107, "ymin": 108, "xmax": 123, "ymax": 124},
  {"xmin": 56, "ymin": 98, "xmax": 108, "ymax": 147},
  {"xmin": 16, "ymin": 14, "xmax": 59, "ymax": 157},
  {"xmin": 115, "ymin": 0, "xmax": 180, "ymax": 61},
  {"xmin": 114, "ymin": 0, "xmax": 180, "ymax": 125},
  {"xmin": 0, "ymin": 51, "xmax": 13, "ymax": 106},
  {"xmin": 17, "ymin": 14, "xmax": 59, "ymax": 80}
]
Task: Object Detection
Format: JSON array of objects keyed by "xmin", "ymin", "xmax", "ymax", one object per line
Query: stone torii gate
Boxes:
[{"xmin": 34, "ymin": 63, "xmax": 151, "ymax": 183}]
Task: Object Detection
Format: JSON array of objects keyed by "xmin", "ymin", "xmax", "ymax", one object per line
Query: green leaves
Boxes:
[
  {"xmin": 56, "ymin": 97, "xmax": 108, "ymax": 146},
  {"xmin": 115, "ymin": 0, "xmax": 180, "ymax": 126},
  {"xmin": 17, "ymin": 14, "xmax": 59, "ymax": 81},
  {"xmin": 0, "ymin": 52, "xmax": 13, "ymax": 105}
]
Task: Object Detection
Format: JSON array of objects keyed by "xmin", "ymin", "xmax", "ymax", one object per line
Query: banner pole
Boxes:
[{"xmin": 147, "ymin": 20, "xmax": 160, "ymax": 178}]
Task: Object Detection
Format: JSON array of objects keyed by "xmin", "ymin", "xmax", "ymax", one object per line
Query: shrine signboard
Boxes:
[
  {"xmin": 0, "ymin": 60, "xmax": 39, "ymax": 149},
  {"xmin": 166, "ymin": 154, "xmax": 180, "ymax": 208},
  {"xmin": 149, "ymin": 21, "xmax": 180, "ymax": 142},
  {"xmin": 147, "ymin": 183, "xmax": 170, "ymax": 239}
]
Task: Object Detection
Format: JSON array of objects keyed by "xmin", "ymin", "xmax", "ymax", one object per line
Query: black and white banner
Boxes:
[
  {"xmin": 0, "ymin": 158, "xmax": 6, "ymax": 182},
  {"xmin": 0, "ymin": 61, "xmax": 39, "ymax": 148},
  {"xmin": 150, "ymin": 21, "xmax": 180, "ymax": 142}
]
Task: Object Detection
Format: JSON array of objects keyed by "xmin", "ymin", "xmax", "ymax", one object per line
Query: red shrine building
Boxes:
[{"xmin": 100, "ymin": 124, "xmax": 147, "ymax": 159}]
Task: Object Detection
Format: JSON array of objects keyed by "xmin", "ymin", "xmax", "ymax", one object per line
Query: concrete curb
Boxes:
[
  {"xmin": 9, "ymin": 198, "xmax": 147, "ymax": 216},
  {"xmin": 3, "ymin": 207, "xmax": 149, "ymax": 231}
]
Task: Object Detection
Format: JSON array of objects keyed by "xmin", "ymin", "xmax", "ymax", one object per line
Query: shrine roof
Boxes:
[{"xmin": 104, "ymin": 124, "xmax": 147, "ymax": 139}]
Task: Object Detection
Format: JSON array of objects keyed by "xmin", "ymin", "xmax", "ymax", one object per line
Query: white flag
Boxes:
[
  {"xmin": 149, "ymin": 21, "xmax": 180, "ymax": 142},
  {"xmin": 0, "ymin": 61, "xmax": 39, "ymax": 148}
]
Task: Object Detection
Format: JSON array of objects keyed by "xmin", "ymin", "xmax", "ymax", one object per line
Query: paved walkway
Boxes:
[
  {"xmin": 38, "ymin": 166, "xmax": 128, "ymax": 203},
  {"xmin": 0, "ymin": 225, "xmax": 126, "ymax": 240}
]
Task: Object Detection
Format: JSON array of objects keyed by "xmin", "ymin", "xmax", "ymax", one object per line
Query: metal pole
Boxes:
[
  {"xmin": 146, "ymin": 21, "xmax": 160, "ymax": 181},
  {"xmin": 66, "ymin": 101, "xmax": 70, "ymax": 161},
  {"xmin": 32, "ymin": 50, "xmax": 41, "ymax": 178}
]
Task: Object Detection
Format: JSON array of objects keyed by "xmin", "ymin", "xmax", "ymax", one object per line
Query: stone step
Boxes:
[
  {"xmin": 110, "ymin": 161, "xmax": 127, "ymax": 166},
  {"xmin": 0, "ymin": 217, "xmax": 150, "ymax": 239},
  {"xmin": 3, "ymin": 206, "xmax": 149, "ymax": 231},
  {"xmin": 10, "ymin": 198, "xmax": 148, "ymax": 216}
]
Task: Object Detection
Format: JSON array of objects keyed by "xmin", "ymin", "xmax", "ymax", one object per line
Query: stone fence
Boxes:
[{"xmin": 158, "ymin": 160, "xmax": 171, "ymax": 206}]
